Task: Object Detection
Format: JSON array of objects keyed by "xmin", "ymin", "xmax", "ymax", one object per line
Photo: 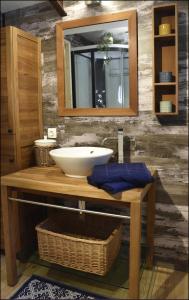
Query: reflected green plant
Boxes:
[{"xmin": 97, "ymin": 32, "xmax": 113, "ymax": 65}]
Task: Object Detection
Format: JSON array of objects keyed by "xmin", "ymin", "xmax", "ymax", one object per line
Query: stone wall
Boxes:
[{"xmin": 4, "ymin": 0, "xmax": 188, "ymax": 270}]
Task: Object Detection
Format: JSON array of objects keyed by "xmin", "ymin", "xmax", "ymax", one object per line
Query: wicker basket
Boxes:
[
  {"xmin": 36, "ymin": 211, "xmax": 123, "ymax": 275},
  {"xmin": 34, "ymin": 145, "xmax": 56, "ymax": 167}
]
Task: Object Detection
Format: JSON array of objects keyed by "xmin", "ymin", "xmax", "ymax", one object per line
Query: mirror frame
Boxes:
[{"xmin": 56, "ymin": 10, "xmax": 138, "ymax": 116}]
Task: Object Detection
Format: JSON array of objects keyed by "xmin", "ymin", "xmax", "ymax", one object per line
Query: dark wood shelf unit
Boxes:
[{"xmin": 153, "ymin": 4, "xmax": 178, "ymax": 115}]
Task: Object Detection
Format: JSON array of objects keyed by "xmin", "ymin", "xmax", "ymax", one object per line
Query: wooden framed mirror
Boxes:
[{"xmin": 56, "ymin": 10, "xmax": 138, "ymax": 116}]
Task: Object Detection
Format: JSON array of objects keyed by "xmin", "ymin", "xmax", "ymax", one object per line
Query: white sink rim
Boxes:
[
  {"xmin": 50, "ymin": 147, "xmax": 113, "ymax": 158},
  {"xmin": 49, "ymin": 146, "xmax": 113, "ymax": 178}
]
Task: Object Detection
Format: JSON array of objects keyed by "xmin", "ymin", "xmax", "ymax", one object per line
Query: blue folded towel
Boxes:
[
  {"xmin": 87, "ymin": 162, "xmax": 153, "ymax": 193},
  {"xmin": 102, "ymin": 181, "xmax": 135, "ymax": 194}
]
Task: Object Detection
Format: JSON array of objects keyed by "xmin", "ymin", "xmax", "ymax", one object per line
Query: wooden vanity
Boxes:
[{"xmin": 1, "ymin": 166, "xmax": 156, "ymax": 299}]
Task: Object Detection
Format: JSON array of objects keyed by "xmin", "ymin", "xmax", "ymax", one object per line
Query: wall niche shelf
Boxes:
[
  {"xmin": 153, "ymin": 4, "xmax": 178, "ymax": 115},
  {"xmin": 154, "ymin": 33, "xmax": 175, "ymax": 38},
  {"xmin": 154, "ymin": 82, "xmax": 176, "ymax": 86}
]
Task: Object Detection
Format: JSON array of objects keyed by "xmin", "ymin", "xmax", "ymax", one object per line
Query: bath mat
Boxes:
[{"xmin": 10, "ymin": 275, "xmax": 108, "ymax": 299}]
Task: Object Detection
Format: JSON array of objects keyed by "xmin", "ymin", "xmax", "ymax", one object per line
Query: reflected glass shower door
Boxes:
[
  {"xmin": 74, "ymin": 52, "xmax": 92, "ymax": 108},
  {"xmin": 72, "ymin": 48, "xmax": 129, "ymax": 108},
  {"xmin": 103, "ymin": 50, "xmax": 129, "ymax": 108}
]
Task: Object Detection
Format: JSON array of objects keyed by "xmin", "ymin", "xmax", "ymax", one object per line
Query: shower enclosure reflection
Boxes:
[{"xmin": 64, "ymin": 20, "xmax": 129, "ymax": 108}]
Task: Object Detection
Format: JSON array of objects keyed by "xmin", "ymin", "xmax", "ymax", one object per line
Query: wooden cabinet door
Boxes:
[
  {"xmin": 1, "ymin": 27, "xmax": 18, "ymax": 250},
  {"xmin": 1, "ymin": 27, "xmax": 15, "ymax": 135},
  {"xmin": 12, "ymin": 27, "xmax": 43, "ymax": 168},
  {"xmin": 1, "ymin": 27, "xmax": 43, "ymax": 252},
  {"xmin": 1, "ymin": 27, "xmax": 14, "ymax": 134},
  {"xmin": 1, "ymin": 27, "xmax": 18, "ymax": 176},
  {"xmin": 1, "ymin": 26, "xmax": 43, "ymax": 171}
]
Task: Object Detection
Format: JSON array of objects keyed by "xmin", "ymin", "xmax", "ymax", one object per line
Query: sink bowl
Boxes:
[{"xmin": 49, "ymin": 147, "xmax": 113, "ymax": 178}]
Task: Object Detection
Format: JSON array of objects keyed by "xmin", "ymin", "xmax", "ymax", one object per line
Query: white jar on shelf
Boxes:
[{"xmin": 160, "ymin": 101, "xmax": 172, "ymax": 113}]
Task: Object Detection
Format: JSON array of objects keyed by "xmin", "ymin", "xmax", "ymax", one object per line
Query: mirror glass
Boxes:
[{"xmin": 64, "ymin": 20, "xmax": 129, "ymax": 109}]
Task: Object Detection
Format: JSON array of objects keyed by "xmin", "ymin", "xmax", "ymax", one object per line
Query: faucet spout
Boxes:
[
  {"xmin": 101, "ymin": 128, "xmax": 124, "ymax": 163},
  {"xmin": 101, "ymin": 137, "xmax": 117, "ymax": 146}
]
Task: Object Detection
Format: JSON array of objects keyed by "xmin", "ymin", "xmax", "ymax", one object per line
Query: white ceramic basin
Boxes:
[{"xmin": 49, "ymin": 147, "xmax": 113, "ymax": 178}]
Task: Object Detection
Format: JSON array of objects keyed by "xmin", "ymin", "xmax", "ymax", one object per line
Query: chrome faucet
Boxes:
[
  {"xmin": 101, "ymin": 129, "xmax": 124, "ymax": 163},
  {"xmin": 101, "ymin": 136, "xmax": 117, "ymax": 146}
]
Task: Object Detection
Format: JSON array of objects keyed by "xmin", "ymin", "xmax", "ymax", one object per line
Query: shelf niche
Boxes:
[
  {"xmin": 153, "ymin": 4, "xmax": 178, "ymax": 115},
  {"xmin": 155, "ymin": 85, "xmax": 176, "ymax": 114}
]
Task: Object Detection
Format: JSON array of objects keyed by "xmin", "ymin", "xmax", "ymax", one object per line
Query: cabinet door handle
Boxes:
[
  {"xmin": 8, "ymin": 129, "xmax": 13, "ymax": 134},
  {"xmin": 9, "ymin": 158, "xmax": 15, "ymax": 163}
]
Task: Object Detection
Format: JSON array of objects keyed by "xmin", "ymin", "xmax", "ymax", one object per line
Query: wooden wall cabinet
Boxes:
[
  {"xmin": 0, "ymin": 26, "xmax": 43, "ymax": 249},
  {"xmin": 153, "ymin": 4, "xmax": 178, "ymax": 115}
]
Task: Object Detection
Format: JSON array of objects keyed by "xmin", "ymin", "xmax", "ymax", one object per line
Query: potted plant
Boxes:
[{"xmin": 97, "ymin": 32, "xmax": 114, "ymax": 64}]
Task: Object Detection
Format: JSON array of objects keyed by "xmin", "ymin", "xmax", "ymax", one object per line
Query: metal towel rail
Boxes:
[{"xmin": 8, "ymin": 197, "xmax": 130, "ymax": 220}]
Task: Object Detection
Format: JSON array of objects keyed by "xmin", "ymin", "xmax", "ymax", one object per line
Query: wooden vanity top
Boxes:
[{"xmin": 1, "ymin": 166, "xmax": 157, "ymax": 204}]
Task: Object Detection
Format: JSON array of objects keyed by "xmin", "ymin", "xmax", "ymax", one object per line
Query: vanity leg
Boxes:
[
  {"xmin": 128, "ymin": 201, "xmax": 142, "ymax": 299},
  {"xmin": 1, "ymin": 186, "xmax": 18, "ymax": 286},
  {"xmin": 146, "ymin": 182, "xmax": 156, "ymax": 269}
]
